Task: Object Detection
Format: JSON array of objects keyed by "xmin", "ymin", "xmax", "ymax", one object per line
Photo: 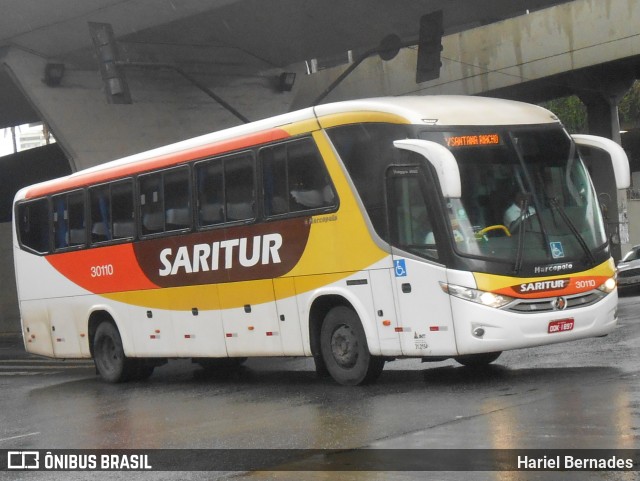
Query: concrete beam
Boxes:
[
  {"xmin": 293, "ymin": 0, "xmax": 640, "ymax": 107},
  {"xmin": 1, "ymin": 47, "xmax": 299, "ymax": 171},
  {"xmin": 6, "ymin": 0, "xmax": 639, "ymax": 170}
]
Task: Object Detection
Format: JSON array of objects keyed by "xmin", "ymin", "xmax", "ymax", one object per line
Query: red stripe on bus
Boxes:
[
  {"xmin": 493, "ymin": 276, "xmax": 610, "ymax": 299},
  {"xmin": 26, "ymin": 128, "xmax": 291, "ymax": 198},
  {"xmin": 46, "ymin": 243, "xmax": 159, "ymax": 293}
]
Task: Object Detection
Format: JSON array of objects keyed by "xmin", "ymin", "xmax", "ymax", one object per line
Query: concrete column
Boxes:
[
  {"xmin": 581, "ymin": 92, "xmax": 623, "ymax": 144},
  {"xmin": 579, "ymin": 79, "xmax": 635, "ymax": 260},
  {"xmin": 0, "ymin": 222, "xmax": 19, "ymax": 333}
]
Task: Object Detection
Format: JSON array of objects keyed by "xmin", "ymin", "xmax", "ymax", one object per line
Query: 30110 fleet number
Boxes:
[
  {"xmin": 575, "ymin": 279, "xmax": 596, "ymax": 289},
  {"xmin": 90, "ymin": 264, "xmax": 114, "ymax": 278}
]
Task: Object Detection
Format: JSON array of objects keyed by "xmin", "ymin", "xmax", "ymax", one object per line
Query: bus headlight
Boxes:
[
  {"xmin": 597, "ymin": 277, "xmax": 616, "ymax": 294},
  {"xmin": 440, "ymin": 283, "xmax": 514, "ymax": 309}
]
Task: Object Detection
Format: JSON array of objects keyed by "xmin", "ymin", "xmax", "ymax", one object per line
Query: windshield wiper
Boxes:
[
  {"xmin": 549, "ymin": 198, "xmax": 597, "ymax": 266},
  {"xmin": 512, "ymin": 197, "xmax": 529, "ymax": 274},
  {"xmin": 512, "ymin": 194, "xmax": 553, "ymax": 274}
]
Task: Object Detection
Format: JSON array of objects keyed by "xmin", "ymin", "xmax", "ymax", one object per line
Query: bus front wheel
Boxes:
[
  {"xmin": 93, "ymin": 321, "xmax": 136, "ymax": 383},
  {"xmin": 454, "ymin": 351, "xmax": 502, "ymax": 367},
  {"xmin": 320, "ymin": 306, "xmax": 385, "ymax": 386}
]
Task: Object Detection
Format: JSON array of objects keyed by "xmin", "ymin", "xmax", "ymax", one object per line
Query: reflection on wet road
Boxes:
[{"xmin": 1, "ymin": 296, "xmax": 639, "ymax": 480}]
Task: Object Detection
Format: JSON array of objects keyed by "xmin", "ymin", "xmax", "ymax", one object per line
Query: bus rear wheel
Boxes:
[
  {"xmin": 320, "ymin": 306, "xmax": 385, "ymax": 386},
  {"xmin": 454, "ymin": 351, "xmax": 502, "ymax": 367},
  {"xmin": 93, "ymin": 321, "xmax": 136, "ymax": 383}
]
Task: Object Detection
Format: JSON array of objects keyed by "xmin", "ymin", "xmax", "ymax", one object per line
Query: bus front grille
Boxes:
[{"xmin": 506, "ymin": 291, "xmax": 604, "ymax": 313}]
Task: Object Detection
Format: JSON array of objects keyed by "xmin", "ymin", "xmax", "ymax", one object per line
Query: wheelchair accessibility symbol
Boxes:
[
  {"xmin": 394, "ymin": 259, "xmax": 407, "ymax": 277},
  {"xmin": 550, "ymin": 241, "xmax": 565, "ymax": 259}
]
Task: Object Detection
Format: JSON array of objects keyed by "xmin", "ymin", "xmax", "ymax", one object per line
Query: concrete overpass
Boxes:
[
  {"xmin": 0, "ymin": 0, "xmax": 573, "ymax": 169},
  {"xmin": 296, "ymin": 0, "xmax": 640, "ymax": 141},
  {"xmin": 1, "ymin": 0, "xmax": 639, "ymax": 332},
  {"xmin": 293, "ymin": 0, "xmax": 640, "ymax": 266},
  {"xmin": 2, "ymin": 0, "xmax": 637, "ymax": 176}
]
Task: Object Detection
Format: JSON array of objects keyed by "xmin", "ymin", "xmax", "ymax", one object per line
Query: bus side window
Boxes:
[
  {"xmin": 111, "ymin": 180, "xmax": 135, "ymax": 239},
  {"xmin": 139, "ymin": 173, "xmax": 163, "ymax": 235},
  {"xmin": 260, "ymin": 138, "xmax": 336, "ymax": 217},
  {"xmin": 90, "ymin": 184, "xmax": 111, "ymax": 243},
  {"xmin": 287, "ymin": 139, "xmax": 336, "ymax": 211},
  {"xmin": 139, "ymin": 167, "xmax": 192, "ymax": 235},
  {"xmin": 387, "ymin": 172, "xmax": 439, "ymax": 261},
  {"xmin": 90, "ymin": 179, "xmax": 135, "ymax": 244},
  {"xmin": 261, "ymin": 144, "xmax": 288, "ymax": 215},
  {"xmin": 164, "ymin": 167, "xmax": 191, "ymax": 230},
  {"xmin": 225, "ymin": 154, "xmax": 255, "ymax": 222},
  {"xmin": 196, "ymin": 152, "xmax": 254, "ymax": 227},
  {"xmin": 196, "ymin": 159, "xmax": 224, "ymax": 226},
  {"xmin": 67, "ymin": 191, "xmax": 86, "ymax": 247},
  {"xmin": 52, "ymin": 191, "xmax": 86, "ymax": 250},
  {"xmin": 17, "ymin": 198, "xmax": 50, "ymax": 254},
  {"xmin": 52, "ymin": 194, "xmax": 67, "ymax": 249}
]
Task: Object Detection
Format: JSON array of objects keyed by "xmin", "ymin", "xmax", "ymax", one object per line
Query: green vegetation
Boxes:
[
  {"xmin": 619, "ymin": 80, "xmax": 640, "ymax": 129},
  {"xmin": 542, "ymin": 96, "xmax": 587, "ymax": 133},
  {"xmin": 540, "ymin": 80, "xmax": 640, "ymax": 134}
]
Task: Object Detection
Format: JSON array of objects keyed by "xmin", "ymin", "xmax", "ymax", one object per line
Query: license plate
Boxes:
[{"xmin": 548, "ymin": 318, "xmax": 574, "ymax": 334}]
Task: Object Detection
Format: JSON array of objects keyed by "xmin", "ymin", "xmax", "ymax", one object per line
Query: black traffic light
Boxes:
[
  {"xmin": 89, "ymin": 22, "xmax": 132, "ymax": 104},
  {"xmin": 416, "ymin": 10, "xmax": 444, "ymax": 83}
]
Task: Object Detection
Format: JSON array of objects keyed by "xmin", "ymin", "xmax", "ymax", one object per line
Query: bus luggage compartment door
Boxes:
[
  {"xmin": 220, "ymin": 279, "xmax": 284, "ymax": 356},
  {"xmin": 20, "ymin": 299, "xmax": 55, "ymax": 357}
]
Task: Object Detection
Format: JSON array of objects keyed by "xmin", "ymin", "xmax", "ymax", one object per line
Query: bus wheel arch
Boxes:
[
  {"xmin": 310, "ymin": 297, "xmax": 385, "ymax": 385},
  {"xmin": 309, "ymin": 295, "xmax": 350, "ymax": 377},
  {"xmin": 88, "ymin": 310, "xmax": 118, "ymax": 359},
  {"xmin": 89, "ymin": 310, "xmax": 156, "ymax": 383},
  {"xmin": 92, "ymin": 319, "xmax": 134, "ymax": 383}
]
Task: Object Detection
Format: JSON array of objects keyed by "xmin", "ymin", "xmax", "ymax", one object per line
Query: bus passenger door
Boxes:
[{"xmin": 386, "ymin": 165, "xmax": 457, "ymax": 357}]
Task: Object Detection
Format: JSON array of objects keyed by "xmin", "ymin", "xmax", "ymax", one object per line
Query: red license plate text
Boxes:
[{"xmin": 548, "ymin": 318, "xmax": 574, "ymax": 334}]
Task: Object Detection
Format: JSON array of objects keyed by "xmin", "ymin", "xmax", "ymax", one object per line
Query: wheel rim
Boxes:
[{"xmin": 330, "ymin": 324, "xmax": 359, "ymax": 368}]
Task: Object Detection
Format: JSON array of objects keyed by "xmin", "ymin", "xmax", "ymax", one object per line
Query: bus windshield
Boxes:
[
  {"xmin": 422, "ymin": 127, "xmax": 607, "ymax": 267},
  {"xmin": 327, "ymin": 122, "xmax": 607, "ymax": 271}
]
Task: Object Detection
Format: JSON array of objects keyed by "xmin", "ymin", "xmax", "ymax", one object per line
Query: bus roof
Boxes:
[
  {"xmin": 316, "ymin": 96, "xmax": 559, "ymax": 127},
  {"xmin": 17, "ymin": 96, "xmax": 559, "ymax": 200}
]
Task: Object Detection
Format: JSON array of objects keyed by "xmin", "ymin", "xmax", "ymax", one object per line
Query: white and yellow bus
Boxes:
[{"xmin": 12, "ymin": 96, "xmax": 629, "ymax": 385}]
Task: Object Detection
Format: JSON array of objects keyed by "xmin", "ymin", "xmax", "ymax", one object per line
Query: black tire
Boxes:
[
  {"xmin": 93, "ymin": 322, "xmax": 135, "ymax": 383},
  {"xmin": 454, "ymin": 351, "xmax": 502, "ymax": 367},
  {"xmin": 320, "ymin": 306, "xmax": 385, "ymax": 386}
]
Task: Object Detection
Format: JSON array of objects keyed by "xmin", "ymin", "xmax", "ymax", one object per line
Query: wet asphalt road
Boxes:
[{"xmin": 1, "ymin": 293, "xmax": 640, "ymax": 481}]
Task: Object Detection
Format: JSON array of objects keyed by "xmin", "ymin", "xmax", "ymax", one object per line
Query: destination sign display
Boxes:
[{"xmin": 444, "ymin": 133, "xmax": 501, "ymax": 148}]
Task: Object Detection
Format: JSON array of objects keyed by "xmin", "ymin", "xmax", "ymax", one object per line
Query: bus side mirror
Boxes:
[
  {"xmin": 572, "ymin": 134, "xmax": 630, "ymax": 190},
  {"xmin": 393, "ymin": 139, "xmax": 461, "ymax": 198}
]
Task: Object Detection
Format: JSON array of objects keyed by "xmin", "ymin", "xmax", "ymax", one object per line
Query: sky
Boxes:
[{"xmin": 0, "ymin": 124, "xmax": 54, "ymax": 158}]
